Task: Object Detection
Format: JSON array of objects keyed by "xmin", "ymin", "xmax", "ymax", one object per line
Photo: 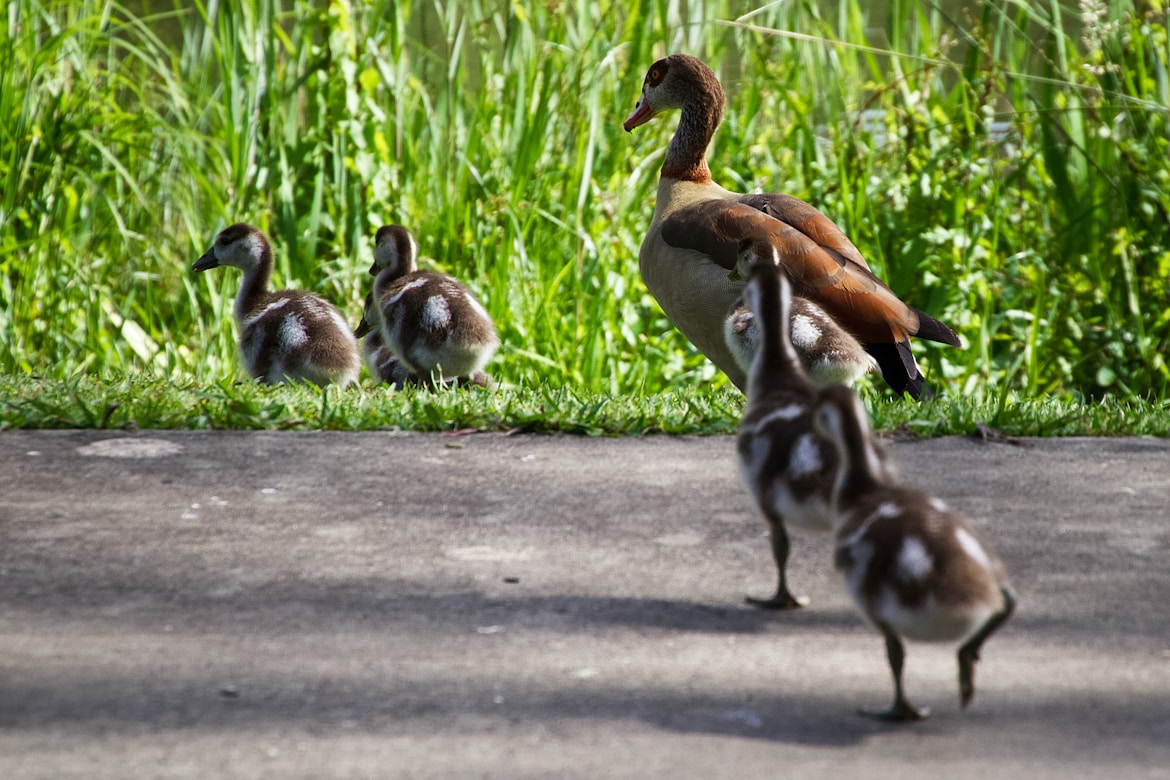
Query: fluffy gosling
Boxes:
[
  {"xmin": 357, "ymin": 224, "xmax": 498, "ymax": 387},
  {"xmin": 812, "ymin": 384, "xmax": 1016, "ymax": 721},
  {"xmin": 193, "ymin": 223, "xmax": 360, "ymax": 387}
]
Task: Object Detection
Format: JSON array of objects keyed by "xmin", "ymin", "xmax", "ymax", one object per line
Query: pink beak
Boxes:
[{"xmin": 623, "ymin": 95, "xmax": 654, "ymax": 132}]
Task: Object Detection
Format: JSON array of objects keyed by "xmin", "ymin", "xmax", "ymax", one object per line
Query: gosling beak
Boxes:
[
  {"xmin": 353, "ymin": 316, "xmax": 372, "ymax": 339},
  {"xmin": 192, "ymin": 249, "xmax": 219, "ymax": 272}
]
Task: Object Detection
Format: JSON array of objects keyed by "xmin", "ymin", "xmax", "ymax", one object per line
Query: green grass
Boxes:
[
  {"xmin": 2, "ymin": 0, "xmax": 1169, "ymax": 432},
  {"xmin": 4, "ymin": 374, "xmax": 1167, "ymax": 437},
  {"xmin": 0, "ymin": 374, "xmax": 744, "ymax": 435}
]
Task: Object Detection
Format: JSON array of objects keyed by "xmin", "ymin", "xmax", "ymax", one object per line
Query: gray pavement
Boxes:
[{"xmin": 1, "ymin": 429, "xmax": 1169, "ymax": 779}]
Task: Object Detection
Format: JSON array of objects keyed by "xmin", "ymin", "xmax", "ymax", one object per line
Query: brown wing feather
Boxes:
[
  {"xmin": 662, "ymin": 201, "xmax": 849, "ymax": 288},
  {"xmin": 738, "ymin": 193, "xmax": 873, "ymax": 272},
  {"xmin": 661, "ymin": 200, "xmax": 923, "ymax": 342},
  {"xmin": 810, "ymin": 285, "xmax": 921, "ymax": 343},
  {"xmin": 659, "ymin": 200, "xmax": 750, "ymax": 270}
]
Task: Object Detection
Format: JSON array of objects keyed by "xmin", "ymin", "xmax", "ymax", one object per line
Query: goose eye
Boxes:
[{"xmin": 649, "ymin": 67, "xmax": 661, "ymax": 82}]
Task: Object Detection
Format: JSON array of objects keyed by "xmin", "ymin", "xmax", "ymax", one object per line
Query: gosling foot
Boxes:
[
  {"xmin": 745, "ymin": 591, "xmax": 809, "ymax": 610},
  {"xmin": 859, "ymin": 700, "xmax": 930, "ymax": 722}
]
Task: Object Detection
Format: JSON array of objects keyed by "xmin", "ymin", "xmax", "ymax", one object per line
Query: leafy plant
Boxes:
[{"xmin": 2, "ymin": 0, "xmax": 1168, "ymax": 426}]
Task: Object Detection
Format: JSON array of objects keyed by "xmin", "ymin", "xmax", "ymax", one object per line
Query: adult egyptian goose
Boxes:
[
  {"xmin": 624, "ymin": 53, "xmax": 960, "ymax": 396},
  {"xmin": 354, "ymin": 225, "xmax": 499, "ymax": 387},
  {"xmin": 812, "ymin": 383, "xmax": 1016, "ymax": 721},
  {"xmin": 737, "ymin": 257, "xmax": 892, "ymax": 609},
  {"xmin": 193, "ymin": 223, "xmax": 360, "ymax": 387}
]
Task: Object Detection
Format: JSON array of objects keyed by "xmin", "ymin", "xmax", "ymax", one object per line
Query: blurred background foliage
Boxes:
[{"xmin": 2, "ymin": 0, "xmax": 1168, "ymax": 402}]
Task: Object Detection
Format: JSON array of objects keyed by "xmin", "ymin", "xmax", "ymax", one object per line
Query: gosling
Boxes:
[
  {"xmin": 737, "ymin": 247, "xmax": 890, "ymax": 609},
  {"xmin": 356, "ymin": 291, "xmax": 415, "ymax": 388},
  {"xmin": 193, "ymin": 223, "xmax": 360, "ymax": 387},
  {"xmin": 812, "ymin": 384, "xmax": 1016, "ymax": 721},
  {"xmin": 357, "ymin": 224, "xmax": 498, "ymax": 387}
]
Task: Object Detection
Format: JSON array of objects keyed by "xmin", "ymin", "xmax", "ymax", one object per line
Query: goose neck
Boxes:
[{"xmin": 662, "ymin": 94, "xmax": 720, "ymax": 183}]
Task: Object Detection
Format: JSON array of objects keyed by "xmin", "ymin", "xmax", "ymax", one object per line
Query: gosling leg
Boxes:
[
  {"xmin": 861, "ymin": 626, "xmax": 929, "ymax": 721},
  {"xmin": 958, "ymin": 586, "xmax": 1017, "ymax": 709},
  {"xmin": 745, "ymin": 520, "xmax": 808, "ymax": 610}
]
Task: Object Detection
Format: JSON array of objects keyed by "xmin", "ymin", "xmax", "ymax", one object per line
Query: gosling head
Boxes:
[
  {"xmin": 370, "ymin": 224, "xmax": 419, "ymax": 278},
  {"xmin": 812, "ymin": 384, "xmax": 893, "ymax": 499},
  {"xmin": 811, "ymin": 386, "xmax": 856, "ymax": 451},
  {"xmin": 731, "ymin": 236, "xmax": 782, "ymax": 281},
  {"xmin": 193, "ymin": 223, "xmax": 268, "ymax": 274},
  {"xmin": 743, "ymin": 253, "xmax": 793, "ymax": 325}
]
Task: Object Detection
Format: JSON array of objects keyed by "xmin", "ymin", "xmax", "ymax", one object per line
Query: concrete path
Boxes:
[{"xmin": 1, "ymin": 430, "xmax": 1169, "ymax": 779}]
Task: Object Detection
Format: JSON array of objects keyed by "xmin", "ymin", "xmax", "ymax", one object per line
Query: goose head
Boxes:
[
  {"xmin": 193, "ymin": 223, "xmax": 268, "ymax": 274},
  {"xmin": 370, "ymin": 224, "xmax": 419, "ymax": 278},
  {"xmin": 623, "ymin": 54, "xmax": 724, "ymax": 132}
]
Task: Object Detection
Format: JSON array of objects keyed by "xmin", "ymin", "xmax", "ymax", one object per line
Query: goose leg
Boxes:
[
  {"xmin": 958, "ymin": 586, "xmax": 1017, "ymax": 709},
  {"xmin": 861, "ymin": 626, "xmax": 929, "ymax": 721},
  {"xmin": 745, "ymin": 520, "xmax": 808, "ymax": 609}
]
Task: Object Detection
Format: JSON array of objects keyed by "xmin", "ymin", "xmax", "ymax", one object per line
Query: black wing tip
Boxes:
[
  {"xmin": 913, "ymin": 309, "xmax": 962, "ymax": 347},
  {"xmin": 902, "ymin": 374, "xmax": 927, "ymax": 400},
  {"xmin": 866, "ymin": 342, "xmax": 928, "ymax": 399},
  {"xmin": 889, "ymin": 371, "xmax": 927, "ymax": 399}
]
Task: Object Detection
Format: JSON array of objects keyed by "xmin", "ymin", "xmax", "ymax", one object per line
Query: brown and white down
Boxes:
[
  {"xmin": 354, "ymin": 224, "xmax": 498, "ymax": 387},
  {"xmin": 812, "ymin": 383, "xmax": 1016, "ymax": 721},
  {"xmin": 726, "ymin": 241, "xmax": 877, "ymax": 387},
  {"xmin": 356, "ymin": 291, "xmax": 415, "ymax": 388},
  {"xmin": 736, "ymin": 251, "xmax": 893, "ymax": 610},
  {"xmin": 193, "ymin": 223, "xmax": 360, "ymax": 387},
  {"xmin": 624, "ymin": 53, "xmax": 960, "ymax": 396}
]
